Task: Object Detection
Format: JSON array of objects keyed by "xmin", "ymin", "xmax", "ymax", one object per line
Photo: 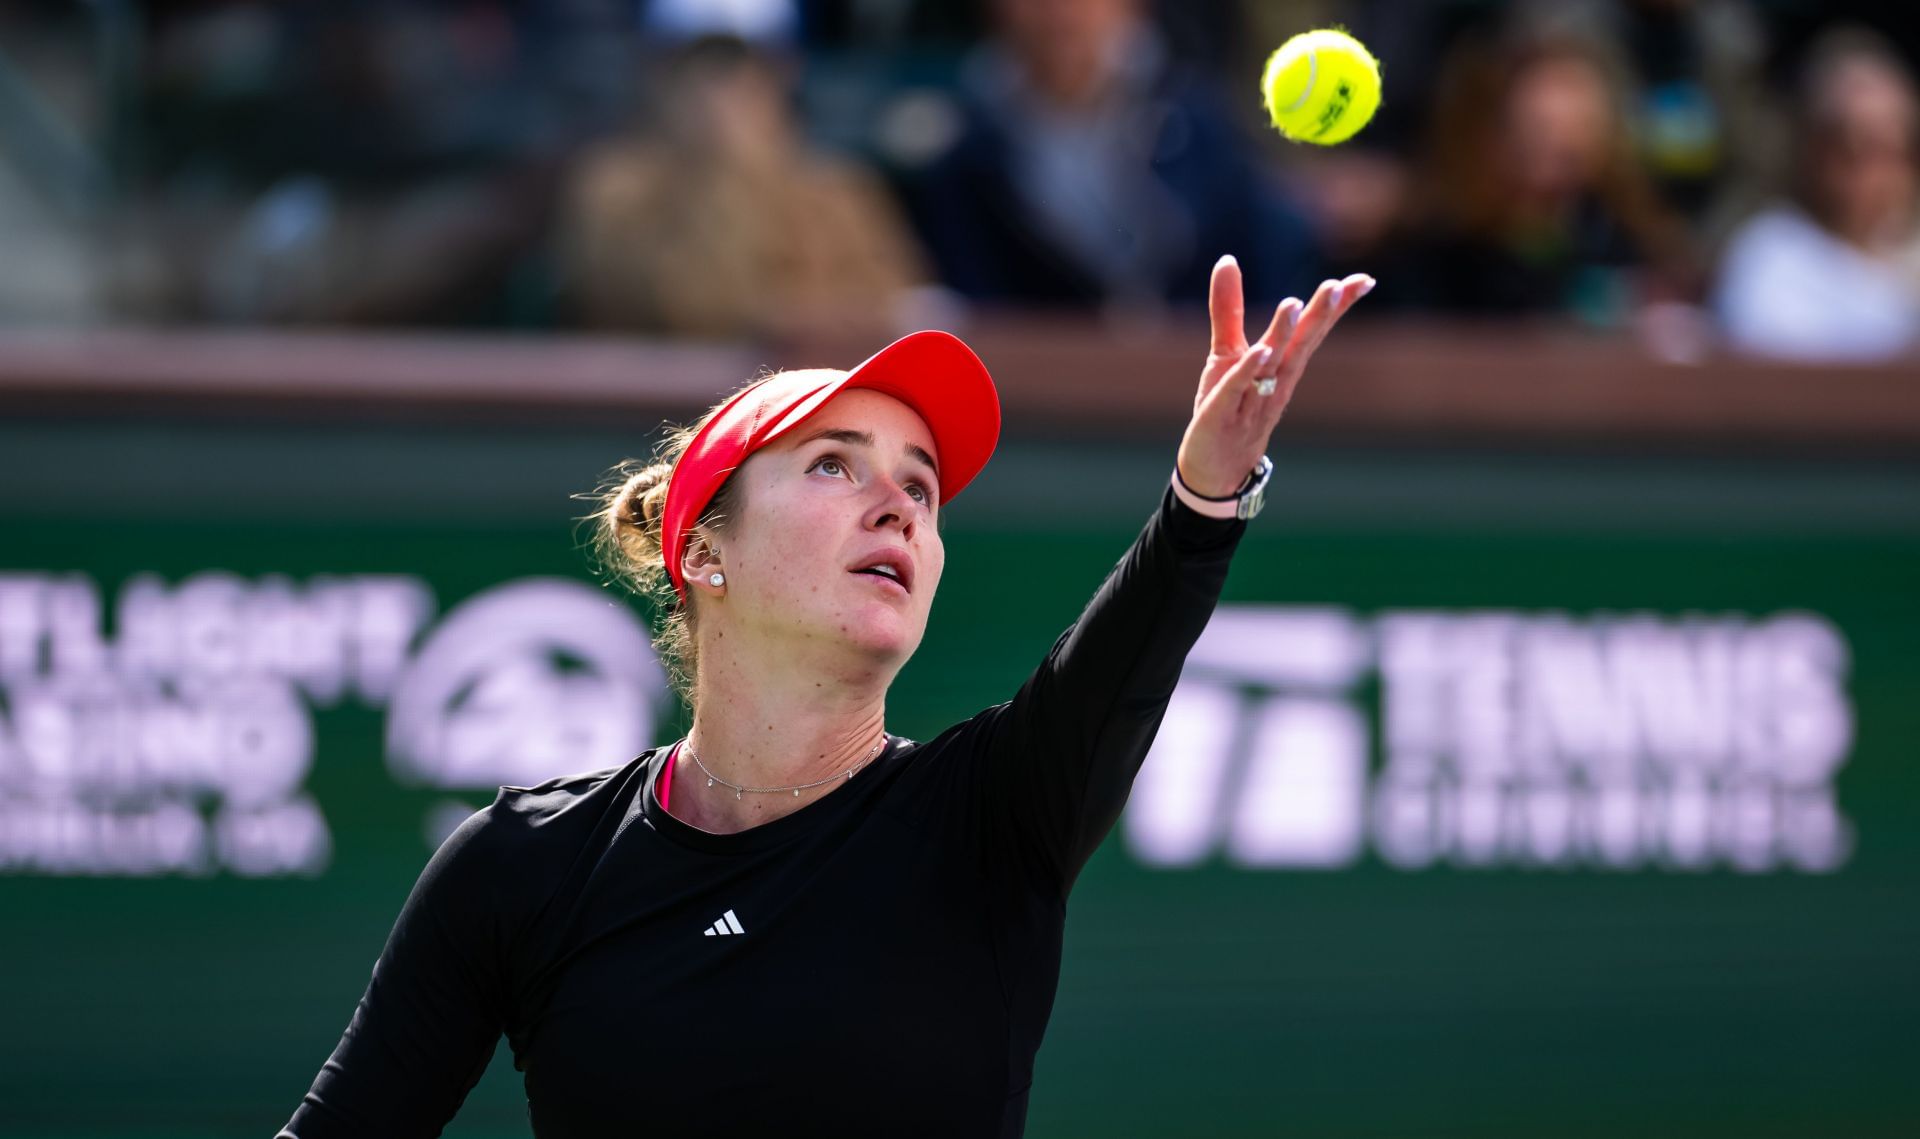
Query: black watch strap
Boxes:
[{"xmin": 1173, "ymin": 463, "xmax": 1259, "ymax": 502}]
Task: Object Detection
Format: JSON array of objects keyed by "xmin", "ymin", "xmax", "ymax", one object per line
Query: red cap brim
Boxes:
[{"xmin": 661, "ymin": 330, "xmax": 1001, "ymax": 598}]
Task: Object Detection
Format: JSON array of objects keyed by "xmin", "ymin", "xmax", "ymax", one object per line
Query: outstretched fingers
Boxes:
[
  {"xmin": 1182, "ymin": 263, "xmax": 1377, "ymax": 499},
  {"xmin": 1196, "ymin": 263, "xmax": 1378, "ymax": 437},
  {"xmin": 1254, "ymin": 296, "xmax": 1305, "ymax": 356},
  {"xmin": 1273, "ymin": 273, "xmax": 1373, "ymax": 377},
  {"xmin": 1208, "ymin": 255, "xmax": 1248, "ymax": 357}
]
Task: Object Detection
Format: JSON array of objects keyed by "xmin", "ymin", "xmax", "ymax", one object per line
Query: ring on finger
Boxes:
[{"xmin": 1253, "ymin": 376, "xmax": 1278, "ymax": 397}]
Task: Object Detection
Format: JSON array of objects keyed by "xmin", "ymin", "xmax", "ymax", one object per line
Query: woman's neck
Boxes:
[{"xmin": 673, "ymin": 640, "xmax": 894, "ymax": 834}]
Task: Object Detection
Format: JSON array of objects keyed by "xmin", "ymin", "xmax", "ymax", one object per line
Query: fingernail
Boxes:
[
  {"xmin": 1358, "ymin": 278, "xmax": 1377, "ymax": 297},
  {"xmin": 1329, "ymin": 284, "xmax": 1346, "ymax": 306},
  {"xmin": 1215, "ymin": 254, "xmax": 1237, "ymax": 270}
]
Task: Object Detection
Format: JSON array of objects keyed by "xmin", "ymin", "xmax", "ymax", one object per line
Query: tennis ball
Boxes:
[{"xmin": 1261, "ymin": 29, "xmax": 1381, "ymax": 145}]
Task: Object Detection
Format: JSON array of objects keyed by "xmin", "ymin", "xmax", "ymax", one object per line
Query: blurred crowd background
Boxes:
[{"xmin": 5, "ymin": 0, "xmax": 1920, "ymax": 361}]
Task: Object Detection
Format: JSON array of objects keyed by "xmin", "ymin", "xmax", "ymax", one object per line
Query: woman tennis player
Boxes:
[{"xmin": 279, "ymin": 256, "xmax": 1373, "ymax": 1137}]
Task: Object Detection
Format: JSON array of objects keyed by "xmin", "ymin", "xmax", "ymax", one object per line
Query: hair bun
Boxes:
[
  {"xmin": 629, "ymin": 462, "xmax": 672, "ymax": 519},
  {"xmin": 588, "ymin": 387, "xmax": 756, "ymax": 698}
]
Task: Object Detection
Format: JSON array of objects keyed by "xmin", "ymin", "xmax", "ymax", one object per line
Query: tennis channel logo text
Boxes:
[
  {"xmin": 0, "ymin": 576, "xmax": 1856, "ymax": 879},
  {"xmin": 1125, "ymin": 606, "xmax": 1854, "ymax": 874},
  {"xmin": 0, "ymin": 572, "xmax": 660, "ymax": 877}
]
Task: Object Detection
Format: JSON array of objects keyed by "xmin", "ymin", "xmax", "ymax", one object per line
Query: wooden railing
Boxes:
[{"xmin": 3, "ymin": 319, "xmax": 1917, "ymax": 446}]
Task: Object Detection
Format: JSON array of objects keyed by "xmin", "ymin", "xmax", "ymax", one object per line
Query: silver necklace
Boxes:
[{"xmin": 683, "ymin": 733, "xmax": 889, "ymax": 799}]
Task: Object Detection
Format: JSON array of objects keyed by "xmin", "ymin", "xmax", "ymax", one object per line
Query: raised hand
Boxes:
[{"xmin": 1176, "ymin": 255, "xmax": 1373, "ymax": 498}]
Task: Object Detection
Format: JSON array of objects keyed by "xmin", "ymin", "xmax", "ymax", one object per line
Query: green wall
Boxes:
[{"xmin": 1, "ymin": 416, "xmax": 1914, "ymax": 1137}]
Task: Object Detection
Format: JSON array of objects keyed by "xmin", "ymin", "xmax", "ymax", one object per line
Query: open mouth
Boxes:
[{"xmin": 849, "ymin": 553, "xmax": 912, "ymax": 593}]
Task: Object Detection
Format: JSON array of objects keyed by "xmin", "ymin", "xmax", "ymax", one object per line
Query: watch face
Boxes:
[{"xmin": 1237, "ymin": 457, "xmax": 1273, "ymax": 520}]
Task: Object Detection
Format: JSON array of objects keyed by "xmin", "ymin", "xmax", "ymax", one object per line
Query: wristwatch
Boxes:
[
  {"xmin": 1172, "ymin": 455, "xmax": 1273, "ymax": 520},
  {"xmin": 1234, "ymin": 455, "xmax": 1273, "ymax": 519}
]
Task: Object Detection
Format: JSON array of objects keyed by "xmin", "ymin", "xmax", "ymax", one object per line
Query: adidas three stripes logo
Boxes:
[{"xmin": 702, "ymin": 909, "xmax": 745, "ymax": 937}]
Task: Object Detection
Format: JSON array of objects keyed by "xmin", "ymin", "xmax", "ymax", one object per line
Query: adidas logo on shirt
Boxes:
[{"xmin": 702, "ymin": 909, "xmax": 745, "ymax": 937}]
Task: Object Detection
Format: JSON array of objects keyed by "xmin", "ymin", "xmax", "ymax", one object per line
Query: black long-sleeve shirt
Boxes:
[{"xmin": 279, "ymin": 486, "xmax": 1245, "ymax": 1138}]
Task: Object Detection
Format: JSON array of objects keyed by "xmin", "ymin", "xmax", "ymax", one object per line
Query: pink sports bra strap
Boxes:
[{"xmin": 658, "ymin": 744, "xmax": 678, "ymax": 812}]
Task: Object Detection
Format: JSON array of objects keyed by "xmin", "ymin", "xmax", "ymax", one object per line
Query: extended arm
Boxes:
[{"xmin": 974, "ymin": 256, "xmax": 1374, "ymax": 896}]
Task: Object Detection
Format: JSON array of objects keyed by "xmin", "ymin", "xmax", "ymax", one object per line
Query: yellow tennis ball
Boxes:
[{"xmin": 1261, "ymin": 29, "xmax": 1382, "ymax": 145}]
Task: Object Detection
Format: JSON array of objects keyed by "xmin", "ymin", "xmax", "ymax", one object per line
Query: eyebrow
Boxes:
[{"xmin": 800, "ymin": 427, "xmax": 939, "ymax": 482}]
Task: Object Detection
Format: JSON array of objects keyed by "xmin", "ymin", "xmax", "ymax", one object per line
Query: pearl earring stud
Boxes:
[{"xmin": 708, "ymin": 572, "xmax": 725, "ymax": 587}]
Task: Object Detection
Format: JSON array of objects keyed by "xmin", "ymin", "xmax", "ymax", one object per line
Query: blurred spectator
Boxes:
[
  {"xmin": 1558, "ymin": 0, "xmax": 1783, "ymax": 248},
  {"xmin": 902, "ymin": 0, "xmax": 1319, "ymax": 312},
  {"xmin": 0, "ymin": 2, "xmax": 105, "ymax": 325},
  {"xmin": 1713, "ymin": 29, "xmax": 1920, "ymax": 361},
  {"xmin": 129, "ymin": 2, "xmax": 623, "ymax": 326},
  {"xmin": 1404, "ymin": 18, "xmax": 1695, "ymax": 323},
  {"xmin": 562, "ymin": 33, "xmax": 930, "ymax": 339}
]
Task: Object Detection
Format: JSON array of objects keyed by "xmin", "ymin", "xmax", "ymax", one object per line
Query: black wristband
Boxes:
[{"xmin": 1173, "ymin": 464, "xmax": 1254, "ymax": 502}]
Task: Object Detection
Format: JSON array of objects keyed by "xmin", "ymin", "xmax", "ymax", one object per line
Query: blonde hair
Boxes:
[{"xmin": 583, "ymin": 393, "xmax": 751, "ymax": 698}]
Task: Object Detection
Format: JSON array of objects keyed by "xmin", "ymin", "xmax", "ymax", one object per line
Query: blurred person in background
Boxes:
[
  {"xmin": 903, "ymin": 0, "xmax": 1319, "ymax": 312},
  {"xmin": 1712, "ymin": 28, "xmax": 1920, "ymax": 361},
  {"xmin": 1404, "ymin": 16, "xmax": 1696, "ymax": 323},
  {"xmin": 562, "ymin": 24, "xmax": 932, "ymax": 340},
  {"xmin": 0, "ymin": 1, "xmax": 104, "ymax": 324},
  {"xmin": 1556, "ymin": 0, "xmax": 1783, "ymax": 248},
  {"xmin": 131, "ymin": 1, "xmax": 618, "ymax": 326}
]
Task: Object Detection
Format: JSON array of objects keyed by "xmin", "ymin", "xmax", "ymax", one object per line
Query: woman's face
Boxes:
[
  {"xmin": 1810, "ymin": 60, "xmax": 1918, "ymax": 244},
  {"xmin": 1503, "ymin": 55, "xmax": 1614, "ymax": 201},
  {"xmin": 706, "ymin": 389, "xmax": 946, "ymax": 668}
]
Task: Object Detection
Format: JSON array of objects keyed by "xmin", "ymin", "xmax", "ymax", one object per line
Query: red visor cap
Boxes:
[{"xmin": 661, "ymin": 330, "xmax": 1002, "ymax": 599}]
